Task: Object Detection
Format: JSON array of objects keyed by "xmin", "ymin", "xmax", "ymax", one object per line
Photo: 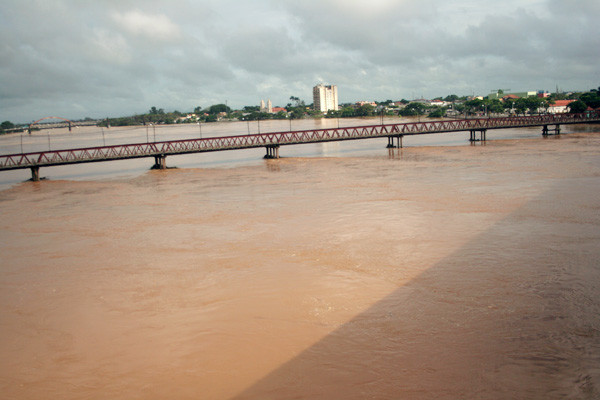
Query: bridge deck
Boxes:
[{"xmin": 1, "ymin": 113, "xmax": 599, "ymax": 172}]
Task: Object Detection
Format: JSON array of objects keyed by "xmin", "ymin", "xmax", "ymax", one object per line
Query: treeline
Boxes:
[{"xmin": 98, "ymin": 104, "xmax": 233, "ymax": 127}]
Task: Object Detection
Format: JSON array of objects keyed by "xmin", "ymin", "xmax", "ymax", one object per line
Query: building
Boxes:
[
  {"xmin": 488, "ymin": 91, "xmax": 537, "ymax": 100},
  {"xmin": 355, "ymin": 101, "xmax": 377, "ymax": 107},
  {"xmin": 547, "ymin": 100, "xmax": 574, "ymax": 114},
  {"xmin": 313, "ymin": 84, "xmax": 339, "ymax": 113},
  {"xmin": 260, "ymin": 99, "xmax": 273, "ymax": 113}
]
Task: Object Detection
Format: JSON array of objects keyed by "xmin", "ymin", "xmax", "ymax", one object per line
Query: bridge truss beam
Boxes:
[{"xmin": 1, "ymin": 112, "xmax": 598, "ymax": 177}]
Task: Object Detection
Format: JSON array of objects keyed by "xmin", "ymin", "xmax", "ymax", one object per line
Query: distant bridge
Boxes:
[
  {"xmin": 28, "ymin": 116, "xmax": 74, "ymax": 132},
  {"xmin": 1, "ymin": 112, "xmax": 599, "ymax": 181}
]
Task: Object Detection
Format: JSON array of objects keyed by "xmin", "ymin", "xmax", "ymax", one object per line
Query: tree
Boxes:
[
  {"xmin": 1, "ymin": 121, "xmax": 15, "ymax": 130},
  {"xmin": 399, "ymin": 102, "xmax": 428, "ymax": 116},
  {"xmin": 207, "ymin": 104, "xmax": 231, "ymax": 115},
  {"xmin": 568, "ymin": 100, "xmax": 587, "ymax": 114},
  {"xmin": 513, "ymin": 98, "xmax": 528, "ymax": 115},
  {"xmin": 289, "ymin": 96, "xmax": 305, "ymax": 108},
  {"xmin": 194, "ymin": 106, "xmax": 203, "ymax": 114},
  {"xmin": 464, "ymin": 99, "xmax": 484, "ymax": 115},
  {"xmin": 428, "ymin": 107, "xmax": 446, "ymax": 118},
  {"xmin": 355, "ymin": 104, "xmax": 375, "ymax": 117},
  {"xmin": 580, "ymin": 92, "xmax": 600, "ymax": 109},
  {"xmin": 341, "ymin": 106, "xmax": 355, "ymax": 118},
  {"xmin": 149, "ymin": 106, "xmax": 164, "ymax": 115}
]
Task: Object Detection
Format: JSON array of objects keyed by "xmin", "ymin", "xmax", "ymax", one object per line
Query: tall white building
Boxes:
[
  {"xmin": 260, "ymin": 99, "xmax": 273, "ymax": 113},
  {"xmin": 313, "ymin": 84, "xmax": 339, "ymax": 113}
]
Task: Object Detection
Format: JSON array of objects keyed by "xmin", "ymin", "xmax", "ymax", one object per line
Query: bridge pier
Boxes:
[
  {"xmin": 264, "ymin": 145, "xmax": 280, "ymax": 159},
  {"xmin": 542, "ymin": 124, "xmax": 561, "ymax": 136},
  {"xmin": 469, "ymin": 129, "xmax": 487, "ymax": 142},
  {"xmin": 152, "ymin": 155, "xmax": 167, "ymax": 169},
  {"xmin": 386, "ymin": 135, "xmax": 403, "ymax": 148},
  {"xmin": 30, "ymin": 166, "xmax": 40, "ymax": 182}
]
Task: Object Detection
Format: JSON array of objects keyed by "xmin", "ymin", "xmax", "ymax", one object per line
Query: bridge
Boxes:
[
  {"xmin": 28, "ymin": 116, "xmax": 75, "ymax": 133},
  {"xmin": 1, "ymin": 113, "xmax": 599, "ymax": 181}
]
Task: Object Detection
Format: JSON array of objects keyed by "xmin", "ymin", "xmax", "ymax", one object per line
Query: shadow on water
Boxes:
[{"xmin": 230, "ymin": 179, "xmax": 600, "ymax": 400}]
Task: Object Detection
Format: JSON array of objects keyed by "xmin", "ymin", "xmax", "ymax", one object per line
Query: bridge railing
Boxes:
[{"xmin": 1, "ymin": 112, "xmax": 598, "ymax": 171}]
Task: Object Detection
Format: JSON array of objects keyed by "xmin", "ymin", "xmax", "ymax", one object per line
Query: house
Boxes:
[
  {"xmin": 429, "ymin": 100, "xmax": 448, "ymax": 107},
  {"xmin": 502, "ymin": 94, "xmax": 520, "ymax": 101},
  {"xmin": 355, "ymin": 101, "xmax": 377, "ymax": 107},
  {"xmin": 547, "ymin": 100, "xmax": 574, "ymax": 114}
]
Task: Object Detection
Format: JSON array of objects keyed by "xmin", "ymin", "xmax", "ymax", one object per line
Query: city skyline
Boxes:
[{"xmin": 1, "ymin": 0, "xmax": 599, "ymax": 123}]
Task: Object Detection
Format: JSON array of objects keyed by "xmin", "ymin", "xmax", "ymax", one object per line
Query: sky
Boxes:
[{"xmin": 1, "ymin": 0, "xmax": 599, "ymax": 123}]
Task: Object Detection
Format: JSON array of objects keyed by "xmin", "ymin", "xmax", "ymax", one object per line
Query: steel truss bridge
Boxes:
[{"xmin": 1, "ymin": 112, "xmax": 599, "ymax": 181}]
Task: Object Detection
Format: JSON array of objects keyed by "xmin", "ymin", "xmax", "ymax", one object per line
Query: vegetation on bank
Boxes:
[{"xmin": 2, "ymin": 87, "xmax": 599, "ymax": 132}]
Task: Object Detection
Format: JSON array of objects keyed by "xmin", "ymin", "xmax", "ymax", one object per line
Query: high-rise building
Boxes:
[{"xmin": 313, "ymin": 84, "xmax": 338, "ymax": 113}]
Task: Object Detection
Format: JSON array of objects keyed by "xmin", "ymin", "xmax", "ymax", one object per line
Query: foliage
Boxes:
[
  {"xmin": 399, "ymin": 102, "xmax": 428, "ymax": 116},
  {"xmin": 568, "ymin": 100, "xmax": 587, "ymax": 114},
  {"xmin": 355, "ymin": 104, "xmax": 375, "ymax": 117},
  {"xmin": 1, "ymin": 120, "xmax": 15, "ymax": 130},
  {"xmin": 428, "ymin": 107, "xmax": 446, "ymax": 118},
  {"xmin": 579, "ymin": 91, "xmax": 600, "ymax": 109},
  {"xmin": 149, "ymin": 106, "xmax": 164, "ymax": 115},
  {"xmin": 207, "ymin": 104, "xmax": 231, "ymax": 115}
]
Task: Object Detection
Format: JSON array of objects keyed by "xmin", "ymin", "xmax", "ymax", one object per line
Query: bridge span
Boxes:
[{"xmin": 1, "ymin": 113, "xmax": 599, "ymax": 181}]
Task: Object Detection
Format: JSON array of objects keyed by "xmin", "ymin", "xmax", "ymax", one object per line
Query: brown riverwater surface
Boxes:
[{"xmin": 1, "ymin": 127, "xmax": 600, "ymax": 399}]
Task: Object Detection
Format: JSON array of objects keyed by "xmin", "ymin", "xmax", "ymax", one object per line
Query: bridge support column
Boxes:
[
  {"xmin": 386, "ymin": 135, "xmax": 403, "ymax": 148},
  {"xmin": 30, "ymin": 166, "xmax": 40, "ymax": 182},
  {"xmin": 152, "ymin": 155, "xmax": 167, "ymax": 169},
  {"xmin": 264, "ymin": 145, "xmax": 280, "ymax": 159},
  {"xmin": 469, "ymin": 129, "xmax": 487, "ymax": 142},
  {"xmin": 542, "ymin": 124, "xmax": 560, "ymax": 136}
]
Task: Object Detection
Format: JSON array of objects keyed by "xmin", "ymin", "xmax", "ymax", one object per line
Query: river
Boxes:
[{"xmin": 1, "ymin": 118, "xmax": 599, "ymax": 399}]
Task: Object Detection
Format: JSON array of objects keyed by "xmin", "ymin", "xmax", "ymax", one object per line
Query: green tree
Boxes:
[
  {"xmin": 207, "ymin": 104, "xmax": 231, "ymax": 115},
  {"xmin": 428, "ymin": 107, "xmax": 446, "ymax": 118},
  {"xmin": 1, "ymin": 121, "xmax": 15, "ymax": 130},
  {"xmin": 580, "ymin": 92, "xmax": 600, "ymax": 109},
  {"xmin": 513, "ymin": 98, "xmax": 528, "ymax": 115},
  {"xmin": 464, "ymin": 99, "xmax": 484, "ymax": 114},
  {"xmin": 400, "ymin": 102, "xmax": 428, "ymax": 116},
  {"xmin": 149, "ymin": 106, "xmax": 164, "ymax": 115},
  {"xmin": 341, "ymin": 106, "xmax": 355, "ymax": 118},
  {"xmin": 355, "ymin": 104, "xmax": 375, "ymax": 117},
  {"xmin": 568, "ymin": 100, "xmax": 587, "ymax": 114}
]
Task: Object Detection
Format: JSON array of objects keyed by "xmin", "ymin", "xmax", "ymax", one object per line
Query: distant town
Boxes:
[{"xmin": 2, "ymin": 85, "xmax": 599, "ymax": 134}]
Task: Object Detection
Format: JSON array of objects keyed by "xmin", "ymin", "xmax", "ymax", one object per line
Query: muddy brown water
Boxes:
[{"xmin": 1, "ymin": 121, "xmax": 599, "ymax": 399}]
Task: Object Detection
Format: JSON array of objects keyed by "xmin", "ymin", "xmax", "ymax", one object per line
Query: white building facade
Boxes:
[{"xmin": 313, "ymin": 84, "xmax": 339, "ymax": 113}]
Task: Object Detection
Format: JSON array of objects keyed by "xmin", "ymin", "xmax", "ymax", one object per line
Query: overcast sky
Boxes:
[{"xmin": 1, "ymin": 0, "xmax": 599, "ymax": 123}]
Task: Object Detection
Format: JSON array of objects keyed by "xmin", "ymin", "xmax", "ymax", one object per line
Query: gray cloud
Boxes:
[{"xmin": 1, "ymin": 0, "xmax": 598, "ymax": 123}]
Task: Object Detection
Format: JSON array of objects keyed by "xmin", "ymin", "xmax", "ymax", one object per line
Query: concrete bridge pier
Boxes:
[
  {"xmin": 542, "ymin": 124, "xmax": 561, "ymax": 136},
  {"xmin": 264, "ymin": 145, "xmax": 280, "ymax": 159},
  {"xmin": 30, "ymin": 166, "xmax": 40, "ymax": 181},
  {"xmin": 469, "ymin": 129, "xmax": 487, "ymax": 142},
  {"xmin": 152, "ymin": 155, "xmax": 167, "ymax": 169},
  {"xmin": 387, "ymin": 135, "xmax": 403, "ymax": 148}
]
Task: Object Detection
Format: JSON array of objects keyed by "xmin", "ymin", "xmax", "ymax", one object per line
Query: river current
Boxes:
[{"xmin": 1, "ymin": 118, "xmax": 599, "ymax": 399}]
